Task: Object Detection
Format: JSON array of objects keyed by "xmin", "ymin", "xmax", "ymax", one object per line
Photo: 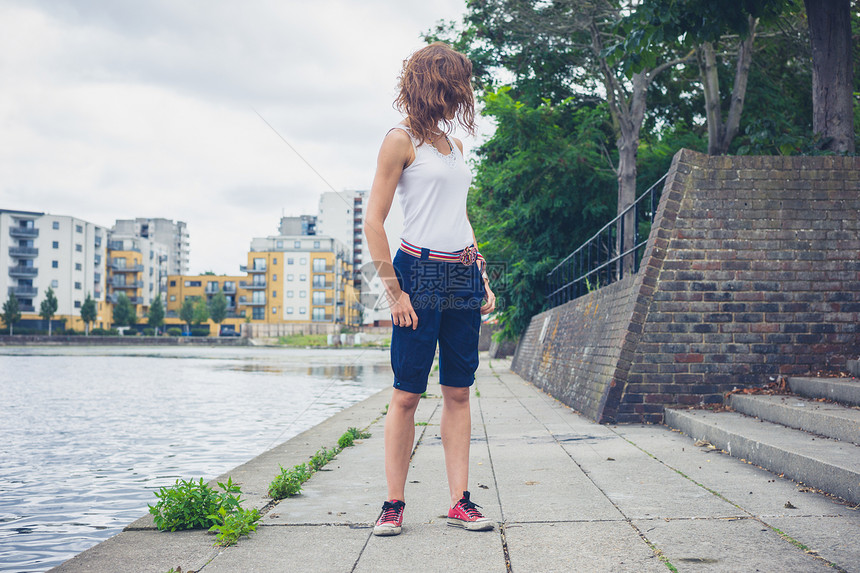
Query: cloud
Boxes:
[{"xmin": 0, "ymin": 0, "xmax": 480, "ymax": 275}]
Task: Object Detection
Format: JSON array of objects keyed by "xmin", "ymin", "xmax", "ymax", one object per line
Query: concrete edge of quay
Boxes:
[{"xmin": 49, "ymin": 385, "xmax": 392, "ymax": 572}]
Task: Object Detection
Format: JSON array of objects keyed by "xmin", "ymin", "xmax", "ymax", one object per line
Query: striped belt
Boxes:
[{"xmin": 399, "ymin": 238, "xmax": 484, "ymax": 266}]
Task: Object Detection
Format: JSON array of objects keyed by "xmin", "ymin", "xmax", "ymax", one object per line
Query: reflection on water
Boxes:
[{"xmin": 0, "ymin": 346, "xmax": 391, "ymax": 573}]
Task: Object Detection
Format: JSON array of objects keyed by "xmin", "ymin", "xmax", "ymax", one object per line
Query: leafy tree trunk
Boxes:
[
  {"xmin": 697, "ymin": 16, "xmax": 758, "ymax": 155},
  {"xmin": 803, "ymin": 0, "xmax": 855, "ymax": 152}
]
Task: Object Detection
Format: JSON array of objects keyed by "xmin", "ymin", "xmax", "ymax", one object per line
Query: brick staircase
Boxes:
[{"xmin": 665, "ymin": 360, "xmax": 860, "ymax": 505}]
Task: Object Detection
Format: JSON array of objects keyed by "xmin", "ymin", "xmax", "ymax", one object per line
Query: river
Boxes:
[{"xmin": 0, "ymin": 346, "xmax": 392, "ymax": 572}]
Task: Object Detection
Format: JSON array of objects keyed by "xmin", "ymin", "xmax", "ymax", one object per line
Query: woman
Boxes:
[{"xmin": 364, "ymin": 42, "xmax": 496, "ymax": 537}]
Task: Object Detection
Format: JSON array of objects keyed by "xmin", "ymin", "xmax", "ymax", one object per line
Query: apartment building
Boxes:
[
  {"xmin": 164, "ymin": 274, "xmax": 247, "ymax": 333},
  {"xmin": 106, "ymin": 235, "xmax": 169, "ymax": 321},
  {"xmin": 112, "ymin": 218, "xmax": 189, "ymax": 277},
  {"xmin": 240, "ymin": 235, "xmax": 359, "ymax": 325},
  {"xmin": 0, "ymin": 209, "xmax": 111, "ymax": 330}
]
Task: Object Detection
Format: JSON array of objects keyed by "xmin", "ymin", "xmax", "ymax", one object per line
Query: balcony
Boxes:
[
  {"xmin": 109, "ymin": 262, "xmax": 144, "ymax": 272},
  {"xmin": 222, "ymin": 284, "xmax": 237, "ymax": 294},
  {"xmin": 312, "ymin": 298, "xmax": 334, "ymax": 306},
  {"xmin": 107, "ymin": 294, "xmax": 143, "ymax": 304},
  {"xmin": 20, "ymin": 305, "xmax": 35, "ymax": 313},
  {"xmin": 111, "ymin": 279, "xmax": 143, "ymax": 289},
  {"xmin": 8, "ymin": 286, "xmax": 38, "ymax": 298},
  {"xmin": 240, "ymin": 265, "xmax": 267, "ymax": 274},
  {"xmin": 205, "ymin": 284, "xmax": 222, "ymax": 294},
  {"xmin": 9, "ymin": 267, "xmax": 37, "ymax": 278},
  {"xmin": 312, "ymin": 282, "xmax": 334, "ymax": 289},
  {"xmin": 312, "ymin": 314, "xmax": 334, "ymax": 322},
  {"xmin": 244, "ymin": 297, "xmax": 267, "ymax": 306},
  {"xmin": 240, "ymin": 280, "xmax": 267, "ymax": 290},
  {"xmin": 312, "ymin": 266, "xmax": 335, "ymax": 273},
  {"xmin": 9, "ymin": 246, "xmax": 38, "ymax": 258},
  {"xmin": 9, "ymin": 227, "xmax": 38, "ymax": 238}
]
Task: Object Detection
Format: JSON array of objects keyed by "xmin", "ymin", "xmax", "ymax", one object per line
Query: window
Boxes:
[
  {"xmin": 276, "ymin": 240, "xmax": 283, "ymax": 249},
  {"xmin": 51, "ymin": 280, "xmax": 58, "ymax": 288},
  {"xmin": 299, "ymin": 291, "xmax": 306, "ymax": 298},
  {"xmin": 76, "ymin": 225, "xmax": 83, "ymax": 233},
  {"xmin": 272, "ymin": 274, "xmax": 277, "ymax": 282},
  {"xmin": 74, "ymin": 301, "xmax": 82, "ymax": 308},
  {"xmin": 52, "ymin": 221, "xmax": 60, "ymax": 230},
  {"xmin": 300, "ymin": 258, "xmax": 307, "ymax": 264},
  {"xmin": 74, "ymin": 282, "xmax": 82, "ymax": 290},
  {"xmin": 287, "ymin": 274, "xmax": 294, "ymax": 281},
  {"xmin": 75, "ymin": 244, "xmax": 82, "ymax": 252},
  {"xmin": 252, "ymin": 307, "xmax": 264, "ymax": 320},
  {"xmin": 299, "ymin": 307, "xmax": 307, "ymax": 314},
  {"xmin": 272, "ymin": 290, "xmax": 277, "ymax": 298},
  {"xmin": 313, "ymin": 275, "xmax": 326, "ymax": 288},
  {"xmin": 52, "ymin": 260, "xmax": 58, "ymax": 269},
  {"xmin": 170, "ymin": 280, "xmax": 176, "ymax": 287},
  {"xmin": 313, "ymin": 291, "xmax": 326, "ymax": 305},
  {"xmin": 286, "ymin": 306, "xmax": 294, "ymax": 314},
  {"xmin": 272, "ymin": 307, "xmax": 277, "ymax": 314},
  {"xmin": 185, "ymin": 280, "xmax": 202, "ymax": 287},
  {"xmin": 52, "ymin": 241, "xmax": 59, "ymax": 249},
  {"xmin": 94, "ymin": 272, "xmax": 100, "ymax": 282},
  {"xmin": 94, "ymin": 254, "xmax": 101, "ymax": 265},
  {"xmin": 287, "ymin": 258, "xmax": 294, "ymax": 265},
  {"xmin": 75, "ymin": 263, "xmax": 82, "ymax": 271},
  {"xmin": 94, "ymin": 236, "xmax": 101, "ymax": 247},
  {"xmin": 273, "ymin": 257, "xmax": 277, "ymax": 265},
  {"xmin": 286, "ymin": 290, "xmax": 294, "ymax": 298},
  {"xmin": 253, "ymin": 257, "xmax": 266, "ymax": 271},
  {"xmin": 313, "ymin": 258, "xmax": 326, "ymax": 272},
  {"xmin": 313, "ymin": 241, "xmax": 320, "ymax": 249},
  {"xmin": 299, "ymin": 274, "xmax": 307, "ymax": 281},
  {"xmin": 293, "ymin": 241, "xmax": 301, "ymax": 249},
  {"xmin": 313, "ymin": 308, "xmax": 325, "ymax": 321},
  {"xmin": 170, "ymin": 295, "xmax": 176, "ymax": 302}
]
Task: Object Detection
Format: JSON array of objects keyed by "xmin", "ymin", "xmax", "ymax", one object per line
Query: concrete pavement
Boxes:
[{"xmin": 52, "ymin": 355, "xmax": 859, "ymax": 572}]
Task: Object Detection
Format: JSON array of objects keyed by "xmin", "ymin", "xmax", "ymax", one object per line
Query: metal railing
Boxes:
[
  {"xmin": 9, "ymin": 227, "xmax": 38, "ymax": 238},
  {"xmin": 8, "ymin": 267, "xmax": 37, "ymax": 278},
  {"xmin": 546, "ymin": 173, "xmax": 667, "ymax": 308},
  {"xmin": 8, "ymin": 286, "xmax": 38, "ymax": 298},
  {"xmin": 9, "ymin": 247, "xmax": 38, "ymax": 258},
  {"xmin": 240, "ymin": 280, "xmax": 266, "ymax": 290}
]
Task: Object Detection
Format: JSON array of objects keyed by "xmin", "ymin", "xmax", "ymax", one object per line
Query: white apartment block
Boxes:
[
  {"xmin": 112, "ymin": 217, "xmax": 189, "ymax": 276},
  {"xmin": 1, "ymin": 209, "xmax": 109, "ymax": 327},
  {"xmin": 316, "ymin": 190, "xmax": 403, "ymax": 325}
]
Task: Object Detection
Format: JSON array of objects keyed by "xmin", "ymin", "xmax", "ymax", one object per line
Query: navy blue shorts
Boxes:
[{"xmin": 390, "ymin": 248, "xmax": 484, "ymax": 394}]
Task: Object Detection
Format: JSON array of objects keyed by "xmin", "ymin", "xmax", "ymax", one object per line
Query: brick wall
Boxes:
[{"xmin": 512, "ymin": 149, "xmax": 860, "ymax": 423}]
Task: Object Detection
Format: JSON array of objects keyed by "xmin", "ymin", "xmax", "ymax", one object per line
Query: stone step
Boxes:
[
  {"xmin": 728, "ymin": 393, "xmax": 860, "ymax": 445},
  {"xmin": 788, "ymin": 376, "xmax": 860, "ymax": 408},
  {"xmin": 848, "ymin": 359, "xmax": 860, "ymax": 378},
  {"xmin": 664, "ymin": 408, "xmax": 860, "ymax": 504}
]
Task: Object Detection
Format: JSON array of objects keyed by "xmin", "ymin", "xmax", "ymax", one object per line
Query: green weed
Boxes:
[
  {"xmin": 208, "ymin": 506, "xmax": 261, "ymax": 547},
  {"xmin": 148, "ymin": 478, "xmax": 242, "ymax": 532},
  {"xmin": 269, "ymin": 463, "xmax": 312, "ymax": 499},
  {"xmin": 415, "ymin": 422, "xmax": 429, "ymax": 426}
]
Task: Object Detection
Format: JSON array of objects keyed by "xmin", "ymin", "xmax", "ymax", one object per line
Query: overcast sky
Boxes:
[{"xmin": 0, "ymin": 0, "xmax": 491, "ymax": 275}]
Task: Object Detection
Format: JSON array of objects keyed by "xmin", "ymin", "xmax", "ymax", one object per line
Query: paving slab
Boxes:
[
  {"xmin": 49, "ymin": 529, "xmax": 219, "ymax": 573},
  {"xmin": 504, "ymin": 522, "xmax": 666, "ymax": 573},
  {"xmin": 766, "ymin": 516, "xmax": 860, "ymax": 573},
  {"xmin": 635, "ymin": 517, "xmax": 835, "ymax": 572},
  {"xmin": 355, "ymin": 523, "xmax": 506, "ymax": 573},
  {"xmin": 202, "ymin": 524, "xmax": 369, "ymax": 573}
]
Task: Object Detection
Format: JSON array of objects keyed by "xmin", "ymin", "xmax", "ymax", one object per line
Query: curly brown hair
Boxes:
[{"xmin": 394, "ymin": 42, "xmax": 476, "ymax": 145}]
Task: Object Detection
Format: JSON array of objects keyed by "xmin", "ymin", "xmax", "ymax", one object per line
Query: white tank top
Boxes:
[{"xmin": 390, "ymin": 125, "xmax": 474, "ymax": 252}]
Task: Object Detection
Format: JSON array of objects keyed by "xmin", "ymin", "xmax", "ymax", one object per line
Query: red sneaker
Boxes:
[
  {"xmin": 373, "ymin": 499, "xmax": 405, "ymax": 536},
  {"xmin": 447, "ymin": 491, "xmax": 494, "ymax": 531}
]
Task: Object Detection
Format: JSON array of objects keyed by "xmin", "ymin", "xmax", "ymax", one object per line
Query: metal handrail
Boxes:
[{"xmin": 546, "ymin": 173, "xmax": 668, "ymax": 308}]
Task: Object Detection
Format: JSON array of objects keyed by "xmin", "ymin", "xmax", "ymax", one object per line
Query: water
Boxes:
[{"xmin": 0, "ymin": 346, "xmax": 393, "ymax": 573}]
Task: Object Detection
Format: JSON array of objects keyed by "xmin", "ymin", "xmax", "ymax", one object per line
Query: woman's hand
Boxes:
[
  {"xmin": 481, "ymin": 282, "xmax": 496, "ymax": 315},
  {"xmin": 389, "ymin": 290, "xmax": 419, "ymax": 330}
]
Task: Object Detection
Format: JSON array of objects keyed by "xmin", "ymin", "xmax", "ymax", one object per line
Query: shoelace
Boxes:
[
  {"xmin": 457, "ymin": 498, "xmax": 484, "ymax": 519},
  {"xmin": 378, "ymin": 500, "xmax": 405, "ymax": 523}
]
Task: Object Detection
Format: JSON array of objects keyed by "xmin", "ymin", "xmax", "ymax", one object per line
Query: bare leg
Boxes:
[
  {"xmin": 384, "ymin": 388, "xmax": 421, "ymax": 502},
  {"xmin": 440, "ymin": 385, "xmax": 471, "ymax": 507}
]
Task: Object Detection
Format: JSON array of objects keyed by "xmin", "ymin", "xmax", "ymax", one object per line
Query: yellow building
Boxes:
[
  {"xmin": 106, "ymin": 249, "xmax": 145, "ymax": 322},
  {"xmin": 165, "ymin": 274, "xmax": 247, "ymax": 334}
]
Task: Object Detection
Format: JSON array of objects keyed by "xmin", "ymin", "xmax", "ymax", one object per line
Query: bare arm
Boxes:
[{"xmin": 365, "ymin": 129, "xmax": 419, "ymax": 329}]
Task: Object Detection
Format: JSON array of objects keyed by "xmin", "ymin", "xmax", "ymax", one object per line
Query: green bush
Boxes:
[
  {"xmin": 148, "ymin": 477, "xmax": 242, "ymax": 531},
  {"xmin": 190, "ymin": 327, "xmax": 210, "ymax": 337},
  {"xmin": 91, "ymin": 328, "xmax": 119, "ymax": 336},
  {"xmin": 142, "ymin": 328, "xmax": 155, "ymax": 336},
  {"xmin": 167, "ymin": 328, "xmax": 182, "ymax": 336}
]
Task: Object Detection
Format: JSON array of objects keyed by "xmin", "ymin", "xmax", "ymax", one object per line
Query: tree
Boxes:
[
  {"xmin": 803, "ymin": 0, "xmax": 856, "ymax": 152},
  {"xmin": 179, "ymin": 297, "xmax": 195, "ymax": 331},
  {"xmin": 192, "ymin": 298, "xmax": 210, "ymax": 326},
  {"xmin": 208, "ymin": 290, "xmax": 228, "ymax": 327},
  {"xmin": 2, "ymin": 293, "xmax": 21, "ymax": 335},
  {"xmin": 40, "ymin": 287, "xmax": 58, "ymax": 336},
  {"xmin": 112, "ymin": 293, "xmax": 137, "ymax": 328},
  {"xmin": 148, "ymin": 294, "xmax": 165, "ymax": 335},
  {"xmin": 80, "ymin": 293, "xmax": 97, "ymax": 335}
]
